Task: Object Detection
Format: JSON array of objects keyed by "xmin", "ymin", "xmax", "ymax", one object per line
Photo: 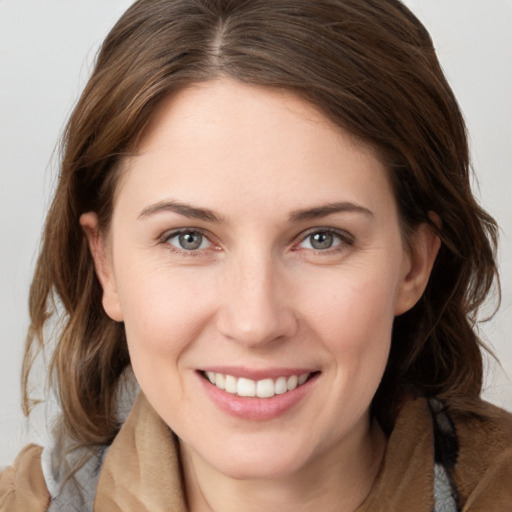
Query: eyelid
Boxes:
[
  {"xmin": 158, "ymin": 226, "xmax": 353, "ymax": 255},
  {"xmin": 293, "ymin": 227, "xmax": 354, "ymax": 251},
  {"xmin": 160, "ymin": 227, "xmax": 219, "ymax": 254}
]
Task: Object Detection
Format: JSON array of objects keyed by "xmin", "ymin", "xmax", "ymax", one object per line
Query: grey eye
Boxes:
[
  {"xmin": 310, "ymin": 232, "xmax": 335, "ymax": 249},
  {"xmin": 180, "ymin": 232, "xmax": 203, "ymax": 250},
  {"xmin": 299, "ymin": 231, "xmax": 342, "ymax": 250},
  {"xmin": 168, "ymin": 231, "xmax": 210, "ymax": 251}
]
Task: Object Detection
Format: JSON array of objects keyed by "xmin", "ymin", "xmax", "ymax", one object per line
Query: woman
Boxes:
[{"xmin": 1, "ymin": 0, "xmax": 511, "ymax": 510}]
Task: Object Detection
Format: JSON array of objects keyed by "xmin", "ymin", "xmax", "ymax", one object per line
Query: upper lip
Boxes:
[{"xmin": 198, "ymin": 366, "xmax": 319, "ymax": 381}]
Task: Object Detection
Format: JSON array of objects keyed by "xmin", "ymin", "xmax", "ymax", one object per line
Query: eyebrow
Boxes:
[
  {"xmin": 138, "ymin": 200, "xmax": 224, "ymax": 223},
  {"xmin": 138, "ymin": 199, "xmax": 373, "ymax": 224},
  {"xmin": 288, "ymin": 202, "xmax": 374, "ymax": 222}
]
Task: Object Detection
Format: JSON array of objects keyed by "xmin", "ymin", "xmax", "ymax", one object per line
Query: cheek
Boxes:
[
  {"xmin": 114, "ymin": 258, "xmax": 218, "ymax": 370},
  {"xmin": 302, "ymin": 268, "xmax": 399, "ymax": 344},
  {"xmin": 298, "ymin": 266, "xmax": 399, "ymax": 394}
]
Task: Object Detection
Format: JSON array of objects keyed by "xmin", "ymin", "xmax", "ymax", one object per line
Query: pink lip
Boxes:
[
  {"xmin": 199, "ymin": 366, "xmax": 317, "ymax": 380},
  {"xmin": 197, "ymin": 370, "xmax": 319, "ymax": 421}
]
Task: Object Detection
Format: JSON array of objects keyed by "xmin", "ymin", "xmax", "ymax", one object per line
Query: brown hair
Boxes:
[{"xmin": 23, "ymin": 0, "xmax": 499, "ymax": 446}]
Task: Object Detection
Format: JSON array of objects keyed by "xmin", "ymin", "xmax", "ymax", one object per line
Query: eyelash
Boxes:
[
  {"xmin": 159, "ymin": 227, "xmax": 354, "ymax": 256},
  {"xmin": 293, "ymin": 228, "xmax": 354, "ymax": 254},
  {"xmin": 160, "ymin": 229, "xmax": 216, "ymax": 256}
]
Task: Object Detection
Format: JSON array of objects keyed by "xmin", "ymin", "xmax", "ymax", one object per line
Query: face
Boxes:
[{"xmin": 83, "ymin": 78, "xmax": 437, "ymax": 481}]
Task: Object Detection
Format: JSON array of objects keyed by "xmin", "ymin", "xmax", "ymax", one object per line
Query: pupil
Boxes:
[
  {"xmin": 311, "ymin": 232, "xmax": 333, "ymax": 249},
  {"xmin": 179, "ymin": 232, "xmax": 202, "ymax": 250}
]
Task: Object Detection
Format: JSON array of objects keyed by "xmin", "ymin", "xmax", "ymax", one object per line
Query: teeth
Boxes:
[
  {"xmin": 225, "ymin": 374, "xmax": 237, "ymax": 394},
  {"xmin": 237, "ymin": 377, "xmax": 256, "ymax": 397},
  {"xmin": 205, "ymin": 371, "xmax": 312, "ymax": 398},
  {"xmin": 256, "ymin": 378, "xmax": 275, "ymax": 398},
  {"xmin": 298, "ymin": 372, "xmax": 309, "ymax": 385},
  {"xmin": 287, "ymin": 375, "xmax": 298, "ymax": 390},
  {"xmin": 215, "ymin": 373, "xmax": 225, "ymax": 390},
  {"xmin": 275, "ymin": 376, "xmax": 287, "ymax": 395}
]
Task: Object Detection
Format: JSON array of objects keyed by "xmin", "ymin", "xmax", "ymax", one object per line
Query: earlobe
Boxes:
[
  {"xmin": 79, "ymin": 212, "xmax": 124, "ymax": 322},
  {"xmin": 394, "ymin": 220, "xmax": 441, "ymax": 316}
]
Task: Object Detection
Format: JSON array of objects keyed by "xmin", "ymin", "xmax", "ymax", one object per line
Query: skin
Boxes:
[{"xmin": 81, "ymin": 78, "xmax": 440, "ymax": 512}]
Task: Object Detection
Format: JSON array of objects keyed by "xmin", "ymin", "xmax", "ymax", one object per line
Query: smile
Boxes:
[{"xmin": 203, "ymin": 371, "xmax": 311, "ymax": 398}]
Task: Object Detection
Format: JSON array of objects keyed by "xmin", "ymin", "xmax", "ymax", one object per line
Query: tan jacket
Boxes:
[{"xmin": 1, "ymin": 393, "xmax": 511, "ymax": 511}]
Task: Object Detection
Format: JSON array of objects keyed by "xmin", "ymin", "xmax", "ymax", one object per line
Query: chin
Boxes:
[
  {"xmin": 193, "ymin": 436, "xmax": 315, "ymax": 481},
  {"xmin": 212, "ymin": 456, "xmax": 307, "ymax": 481}
]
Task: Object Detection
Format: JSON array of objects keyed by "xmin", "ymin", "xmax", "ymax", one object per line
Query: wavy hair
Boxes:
[{"xmin": 23, "ymin": 0, "xmax": 499, "ymax": 446}]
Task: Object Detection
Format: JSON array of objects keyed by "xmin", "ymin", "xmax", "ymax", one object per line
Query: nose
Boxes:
[{"xmin": 216, "ymin": 253, "xmax": 298, "ymax": 348}]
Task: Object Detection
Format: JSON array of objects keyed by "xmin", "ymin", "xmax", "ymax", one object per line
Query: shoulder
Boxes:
[
  {"xmin": 0, "ymin": 444, "xmax": 50, "ymax": 512},
  {"xmin": 450, "ymin": 400, "xmax": 512, "ymax": 509}
]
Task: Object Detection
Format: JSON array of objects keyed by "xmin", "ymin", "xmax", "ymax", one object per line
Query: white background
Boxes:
[{"xmin": 1, "ymin": 0, "xmax": 511, "ymax": 469}]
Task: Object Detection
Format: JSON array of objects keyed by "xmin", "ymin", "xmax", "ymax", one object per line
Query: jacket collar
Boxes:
[
  {"xmin": 357, "ymin": 397, "xmax": 435, "ymax": 511},
  {"xmin": 94, "ymin": 393, "xmax": 438, "ymax": 511},
  {"xmin": 94, "ymin": 393, "xmax": 187, "ymax": 512}
]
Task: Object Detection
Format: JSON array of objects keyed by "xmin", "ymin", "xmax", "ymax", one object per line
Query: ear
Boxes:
[
  {"xmin": 80, "ymin": 212, "xmax": 124, "ymax": 322},
  {"xmin": 394, "ymin": 218, "xmax": 441, "ymax": 316}
]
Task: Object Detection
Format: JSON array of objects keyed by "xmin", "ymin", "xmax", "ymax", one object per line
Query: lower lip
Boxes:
[{"xmin": 198, "ymin": 372, "xmax": 319, "ymax": 421}]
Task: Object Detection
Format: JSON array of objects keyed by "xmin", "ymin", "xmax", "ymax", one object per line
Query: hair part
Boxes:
[{"xmin": 23, "ymin": 0, "xmax": 499, "ymax": 448}]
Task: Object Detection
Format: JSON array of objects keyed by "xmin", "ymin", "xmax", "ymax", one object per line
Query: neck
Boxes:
[{"xmin": 180, "ymin": 417, "xmax": 386, "ymax": 512}]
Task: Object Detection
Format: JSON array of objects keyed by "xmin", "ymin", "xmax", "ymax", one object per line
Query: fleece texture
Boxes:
[{"xmin": 1, "ymin": 394, "xmax": 511, "ymax": 511}]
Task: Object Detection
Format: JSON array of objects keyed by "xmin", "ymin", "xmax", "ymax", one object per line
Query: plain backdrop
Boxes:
[{"xmin": 1, "ymin": 0, "xmax": 511, "ymax": 469}]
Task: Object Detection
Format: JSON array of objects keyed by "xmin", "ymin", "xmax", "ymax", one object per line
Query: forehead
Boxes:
[
  {"xmin": 137, "ymin": 78, "xmax": 372, "ymax": 158},
  {"xmin": 115, "ymin": 78, "xmax": 395, "ymax": 219}
]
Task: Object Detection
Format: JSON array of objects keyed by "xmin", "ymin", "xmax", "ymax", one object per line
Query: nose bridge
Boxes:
[{"xmin": 217, "ymin": 247, "xmax": 297, "ymax": 347}]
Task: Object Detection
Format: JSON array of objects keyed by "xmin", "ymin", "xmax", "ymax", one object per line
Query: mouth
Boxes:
[{"xmin": 201, "ymin": 370, "xmax": 319, "ymax": 399}]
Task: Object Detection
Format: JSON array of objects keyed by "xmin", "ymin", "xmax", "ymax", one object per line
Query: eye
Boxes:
[
  {"xmin": 297, "ymin": 229, "xmax": 351, "ymax": 251},
  {"xmin": 166, "ymin": 230, "xmax": 212, "ymax": 251}
]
